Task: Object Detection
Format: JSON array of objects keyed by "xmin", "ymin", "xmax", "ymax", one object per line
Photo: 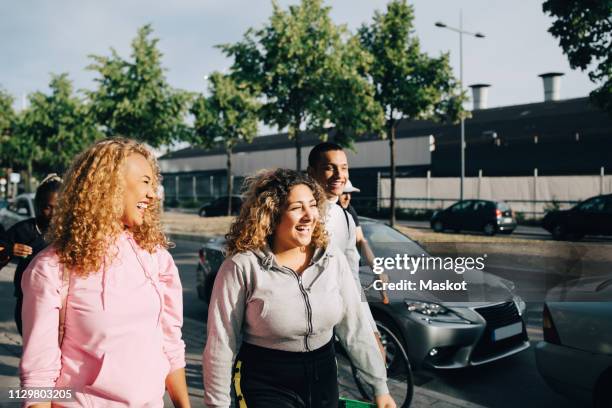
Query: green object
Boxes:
[
  {"xmin": 358, "ymin": 0, "xmax": 465, "ymax": 226},
  {"xmin": 190, "ymin": 72, "xmax": 260, "ymax": 214},
  {"xmin": 219, "ymin": 0, "xmax": 383, "ymax": 171},
  {"xmin": 87, "ymin": 24, "xmax": 191, "ymax": 148},
  {"xmin": 339, "ymin": 396, "xmax": 377, "ymax": 408},
  {"xmin": 543, "ymin": 0, "xmax": 612, "ymax": 115}
]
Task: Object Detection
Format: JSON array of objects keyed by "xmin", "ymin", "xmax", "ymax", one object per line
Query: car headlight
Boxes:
[
  {"xmin": 404, "ymin": 301, "xmax": 472, "ymax": 324},
  {"xmin": 513, "ymin": 295, "xmax": 526, "ymax": 316},
  {"xmin": 405, "ymin": 301, "xmax": 448, "ymax": 316}
]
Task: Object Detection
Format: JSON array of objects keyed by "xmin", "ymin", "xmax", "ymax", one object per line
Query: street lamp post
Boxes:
[{"xmin": 435, "ymin": 11, "xmax": 485, "ymax": 201}]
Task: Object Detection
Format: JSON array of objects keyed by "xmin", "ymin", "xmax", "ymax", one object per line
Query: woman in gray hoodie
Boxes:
[{"xmin": 203, "ymin": 169, "xmax": 395, "ymax": 408}]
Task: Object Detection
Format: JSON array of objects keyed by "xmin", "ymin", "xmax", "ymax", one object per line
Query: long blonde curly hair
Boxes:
[
  {"xmin": 48, "ymin": 137, "xmax": 169, "ymax": 276},
  {"xmin": 226, "ymin": 168, "xmax": 328, "ymax": 256}
]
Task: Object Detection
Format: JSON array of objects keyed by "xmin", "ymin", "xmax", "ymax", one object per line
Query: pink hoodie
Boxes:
[{"xmin": 19, "ymin": 231, "xmax": 185, "ymax": 407}]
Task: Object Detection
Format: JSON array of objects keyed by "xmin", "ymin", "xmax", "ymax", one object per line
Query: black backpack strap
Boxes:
[{"xmin": 337, "ymin": 202, "xmax": 351, "ymax": 233}]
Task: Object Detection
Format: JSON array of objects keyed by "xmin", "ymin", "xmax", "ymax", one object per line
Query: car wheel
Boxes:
[
  {"xmin": 551, "ymin": 224, "xmax": 567, "ymax": 240},
  {"xmin": 352, "ymin": 318, "xmax": 414, "ymax": 408},
  {"xmin": 432, "ymin": 221, "xmax": 444, "ymax": 233},
  {"xmin": 483, "ymin": 222, "xmax": 496, "ymax": 236},
  {"xmin": 199, "ymin": 208, "xmax": 206, "ymax": 217}
]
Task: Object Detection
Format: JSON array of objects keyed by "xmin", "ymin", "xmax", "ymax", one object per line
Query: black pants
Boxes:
[{"xmin": 234, "ymin": 340, "xmax": 339, "ymax": 408}]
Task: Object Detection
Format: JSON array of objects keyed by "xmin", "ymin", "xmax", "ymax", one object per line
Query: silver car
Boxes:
[
  {"xmin": 358, "ymin": 218, "xmax": 529, "ymax": 370},
  {"xmin": 0, "ymin": 193, "xmax": 35, "ymax": 230},
  {"xmin": 535, "ymin": 276, "xmax": 612, "ymax": 407}
]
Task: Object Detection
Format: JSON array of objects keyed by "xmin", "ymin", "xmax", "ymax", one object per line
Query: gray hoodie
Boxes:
[{"xmin": 202, "ymin": 244, "xmax": 389, "ymax": 407}]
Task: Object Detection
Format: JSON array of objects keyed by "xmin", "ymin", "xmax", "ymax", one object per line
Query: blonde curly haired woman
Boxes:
[
  {"xmin": 20, "ymin": 138, "xmax": 189, "ymax": 407},
  {"xmin": 203, "ymin": 168, "xmax": 395, "ymax": 408}
]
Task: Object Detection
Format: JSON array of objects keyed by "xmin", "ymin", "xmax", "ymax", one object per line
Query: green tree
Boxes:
[
  {"xmin": 543, "ymin": 0, "xmax": 612, "ymax": 115},
  {"xmin": 19, "ymin": 73, "xmax": 101, "ymax": 176},
  {"xmin": 190, "ymin": 72, "xmax": 260, "ymax": 215},
  {"xmin": 324, "ymin": 35, "xmax": 385, "ymax": 147},
  {"xmin": 87, "ymin": 24, "xmax": 191, "ymax": 147},
  {"xmin": 0, "ymin": 88, "xmax": 17, "ymax": 169},
  {"xmin": 220, "ymin": 0, "xmax": 382, "ymax": 170},
  {"xmin": 0, "ymin": 88, "xmax": 43, "ymax": 192},
  {"xmin": 359, "ymin": 0, "xmax": 464, "ymax": 226}
]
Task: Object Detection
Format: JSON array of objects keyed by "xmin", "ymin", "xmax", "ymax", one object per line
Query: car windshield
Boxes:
[
  {"xmin": 496, "ymin": 201, "xmax": 510, "ymax": 211},
  {"xmin": 575, "ymin": 196, "xmax": 605, "ymax": 212},
  {"xmin": 360, "ymin": 221, "xmax": 428, "ymax": 257}
]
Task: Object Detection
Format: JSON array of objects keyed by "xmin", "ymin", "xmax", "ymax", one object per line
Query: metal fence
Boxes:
[{"xmin": 161, "ymin": 174, "xmax": 244, "ymax": 206}]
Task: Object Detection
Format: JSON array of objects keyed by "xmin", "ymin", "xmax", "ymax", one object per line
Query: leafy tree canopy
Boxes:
[
  {"xmin": 543, "ymin": 0, "xmax": 612, "ymax": 114},
  {"xmin": 220, "ymin": 0, "xmax": 382, "ymax": 168},
  {"xmin": 191, "ymin": 72, "xmax": 260, "ymax": 150},
  {"xmin": 18, "ymin": 73, "xmax": 101, "ymax": 173},
  {"xmin": 88, "ymin": 24, "xmax": 191, "ymax": 147}
]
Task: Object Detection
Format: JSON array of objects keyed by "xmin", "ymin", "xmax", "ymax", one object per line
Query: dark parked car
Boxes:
[
  {"xmin": 196, "ymin": 218, "xmax": 529, "ymax": 371},
  {"xmin": 430, "ymin": 199, "xmax": 516, "ymax": 236},
  {"xmin": 542, "ymin": 194, "xmax": 612, "ymax": 241},
  {"xmin": 198, "ymin": 195, "xmax": 243, "ymax": 217}
]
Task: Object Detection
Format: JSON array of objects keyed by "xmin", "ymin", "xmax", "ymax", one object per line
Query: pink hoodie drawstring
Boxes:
[{"xmin": 125, "ymin": 233, "xmax": 164, "ymax": 325}]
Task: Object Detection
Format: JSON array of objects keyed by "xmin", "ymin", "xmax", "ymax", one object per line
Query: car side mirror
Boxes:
[{"xmin": 17, "ymin": 208, "xmax": 29, "ymax": 215}]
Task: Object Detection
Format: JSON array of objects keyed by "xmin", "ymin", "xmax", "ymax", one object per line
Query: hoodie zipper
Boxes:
[{"xmin": 288, "ymin": 269, "xmax": 313, "ymax": 351}]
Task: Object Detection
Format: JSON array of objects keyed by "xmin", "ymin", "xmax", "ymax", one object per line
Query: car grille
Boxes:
[{"xmin": 471, "ymin": 301, "xmax": 527, "ymax": 362}]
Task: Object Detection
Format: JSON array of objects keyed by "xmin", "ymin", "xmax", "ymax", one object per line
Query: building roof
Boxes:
[{"xmin": 159, "ymin": 97, "xmax": 611, "ymax": 161}]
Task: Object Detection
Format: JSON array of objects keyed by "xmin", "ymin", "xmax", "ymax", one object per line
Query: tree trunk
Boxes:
[
  {"xmin": 226, "ymin": 147, "xmax": 233, "ymax": 216},
  {"xmin": 26, "ymin": 159, "xmax": 33, "ymax": 194},
  {"xmin": 295, "ymin": 130, "xmax": 302, "ymax": 172},
  {"xmin": 388, "ymin": 120, "xmax": 397, "ymax": 227},
  {"xmin": 292, "ymin": 114, "xmax": 302, "ymax": 172}
]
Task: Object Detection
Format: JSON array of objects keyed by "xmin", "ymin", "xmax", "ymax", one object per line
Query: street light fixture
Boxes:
[{"xmin": 435, "ymin": 10, "xmax": 485, "ymax": 201}]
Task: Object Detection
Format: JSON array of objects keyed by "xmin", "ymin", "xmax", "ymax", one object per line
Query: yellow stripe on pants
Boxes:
[{"xmin": 233, "ymin": 360, "xmax": 247, "ymax": 408}]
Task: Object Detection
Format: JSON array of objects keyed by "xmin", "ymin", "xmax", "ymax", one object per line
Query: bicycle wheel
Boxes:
[{"xmin": 352, "ymin": 320, "xmax": 414, "ymax": 408}]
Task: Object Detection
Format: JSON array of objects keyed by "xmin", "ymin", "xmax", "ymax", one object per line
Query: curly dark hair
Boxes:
[{"xmin": 225, "ymin": 168, "xmax": 328, "ymax": 255}]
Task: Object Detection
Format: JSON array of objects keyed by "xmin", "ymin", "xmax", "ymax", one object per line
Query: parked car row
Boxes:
[{"xmin": 428, "ymin": 193, "xmax": 612, "ymax": 240}]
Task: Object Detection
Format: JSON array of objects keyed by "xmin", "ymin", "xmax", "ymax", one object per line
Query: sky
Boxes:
[{"xmin": 0, "ymin": 0, "xmax": 597, "ymax": 137}]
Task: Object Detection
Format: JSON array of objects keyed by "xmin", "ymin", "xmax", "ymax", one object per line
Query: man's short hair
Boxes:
[{"xmin": 308, "ymin": 142, "xmax": 344, "ymax": 168}]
